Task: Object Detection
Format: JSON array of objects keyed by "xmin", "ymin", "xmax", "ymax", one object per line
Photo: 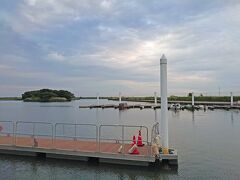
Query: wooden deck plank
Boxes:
[{"xmin": 0, "ymin": 135, "xmax": 150, "ymax": 156}]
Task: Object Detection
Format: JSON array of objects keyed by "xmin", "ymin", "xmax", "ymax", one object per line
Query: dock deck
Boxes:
[
  {"xmin": 0, "ymin": 121, "xmax": 178, "ymax": 167},
  {"xmin": 79, "ymin": 103, "xmax": 240, "ymax": 111},
  {"xmin": 0, "ymin": 136, "xmax": 155, "ymax": 166},
  {"xmin": 79, "ymin": 104, "xmax": 160, "ymax": 110}
]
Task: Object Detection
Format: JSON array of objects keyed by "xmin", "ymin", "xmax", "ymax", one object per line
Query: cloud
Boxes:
[
  {"xmin": 100, "ymin": 0, "xmax": 113, "ymax": 9},
  {"xmin": 1, "ymin": 1, "xmax": 240, "ymax": 96},
  {"xmin": 47, "ymin": 52, "xmax": 65, "ymax": 62}
]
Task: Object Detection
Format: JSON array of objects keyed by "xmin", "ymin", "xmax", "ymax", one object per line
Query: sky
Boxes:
[{"xmin": 0, "ymin": 0, "xmax": 240, "ymax": 97}]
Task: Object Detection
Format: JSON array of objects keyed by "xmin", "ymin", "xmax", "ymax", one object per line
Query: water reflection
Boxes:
[
  {"xmin": 0, "ymin": 155, "xmax": 178, "ymax": 180},
  {"xmin": 96, "ymin": 108, "xmax": 99, "ymax": 126},
  {"xmin": 154, "ymin": 110, "xmax": 157, "ymax": 123},
  {"xmin": 231, "ymin": 111, "xmax": 234, "ymax": 126},
  {"xmin": 1, "ymin": 100, "xmax": 240, "ymax": 179},
  {"xmin": 170, "ymin": 110, "xmax": 180, "ymax": 118},
  {"xmin": 119, "ymin": 109, "xmax": 123, "ymax": 125},
  {"xmin": 192, "ymin": 111, "xmax": 195, "ymax": 125}
]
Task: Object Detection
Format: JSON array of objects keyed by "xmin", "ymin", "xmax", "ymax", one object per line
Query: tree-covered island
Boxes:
[{"xmin": 22, "ymin": 89, "xmax": 75, "ymax": 102}]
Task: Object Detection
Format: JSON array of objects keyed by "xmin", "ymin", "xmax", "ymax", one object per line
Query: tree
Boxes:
[{"xmin": 22, "ymin": 89, "xmax": 75, "ymax": 102}]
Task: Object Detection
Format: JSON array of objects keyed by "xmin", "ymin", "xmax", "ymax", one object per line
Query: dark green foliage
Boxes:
[
  {"xmin": 0, "ymin": 97, "xmax": 22, "ymax": 101},
  {"xmin": 169, "ymin": 96, "xmax": 240, "ymax": 102},
  {"xmin": 56, "ymin": 90, "xmax": 74, "ymax": 101},
  {"xmin": 22, "ymin": 89, "xmax": 75, "ymax": 102},
  {"xmin": 107, "ymin": 95, "xmax": 240, "ymax": 103}
]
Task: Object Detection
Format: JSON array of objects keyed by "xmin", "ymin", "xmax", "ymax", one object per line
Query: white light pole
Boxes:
[
  {"xmin": 230, "ymin": 92, "xmax": 233, "ymax": 106},
  {"xmin": 192, "ymin": 92, "xmax": 195, "ymax": 106},
  {"xmin": 154, "ymin": 92, "xmax": 157, "ymax": 105},
  {"xmin": 119, "ymin": 92, "xmax": 122, "ymax": 103},
  {"xmin": 160, "ymin": 54, "xmax": 168, "ymax": 152},
  {"xmin": 97, "ymin": 93, "xmax": 99, "ymax": 105}
]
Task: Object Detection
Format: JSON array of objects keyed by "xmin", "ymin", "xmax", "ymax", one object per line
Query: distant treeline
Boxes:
[
  {"xmin": 2, "ymin": 94, "xmax": 240, "ymax": 103},
  {"xmin": 107, "ymin": 95, "xmax": 240, "ymax": 103},
  {"xmin": 22, "ymin": 89, "xmax": 75, "ymax": 102},
  {"xmin": 168, "ymin": 95, "xmax": 240, "ymax": 102},
  {"xmin": 79, "ymin": 97, "xmax": 106, "ymax": 99},
  {"xmin": 0, "ymin": 97, "xmax": 22, "ymax": 101}
]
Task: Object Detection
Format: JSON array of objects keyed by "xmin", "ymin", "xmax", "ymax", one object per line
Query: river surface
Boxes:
[{"xmin": 0, "ymin": 99, "xmax": 240, "ymax": 180}]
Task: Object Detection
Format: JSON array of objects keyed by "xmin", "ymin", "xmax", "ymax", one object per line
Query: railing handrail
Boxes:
[
  {"xmin": 16, "ymin": 121, "xmax": 53, "ymax": 125},
  {"xmin": 54, "ymin": 123, "xmax": 98, "ymax": 137},
  {"xmin": 99, "ymin": 124, "xmax": 150, "ymax": 157},
  {"xmin": 0, "ymin": 120, "xmax": 14, "ymax": 145},
  {"xmin": 15, "ymin": 121, "xmax": 54, "ymax": 134},
  {"xmin": 1, "ymin": 121, "xmax": 153, "ymax": 157},
  {"xmin": 55, "ymin": 123, "xmax": 98, "ymax": 139},
  {"xmin": 54, "ymin": 123, "xmax": 98, "ymax": 151},
  {"xmin": 151, "ymin": 122, "xmax": 160, "ymax": 144},
  {"xmin": 55, "ymin": 122, "xmax": 97, "ymax": 126},
  {"xmin": 0, "ymin": 120, "xmax": 14, "ymax": 133},
  {"xmin": 15, "ymin": 121, "xmax": 54, "ymax": 148}
]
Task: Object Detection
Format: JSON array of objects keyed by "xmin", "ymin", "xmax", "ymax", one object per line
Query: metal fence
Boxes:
[
  {"xmin": 151, "ymin": 122, "xmax": 159, "ymax": 144},
  {"xmin": 0, "ymin": 121, "xmax": 14, "ymax": 145},
  {"xmin": 99, "ymin": 124, "xmax": 150, "ymax": 156},
  {"xmin": 0, "ymin": 121, "xmax": 152, "ymax": 157},
  {"xmin": 15, "ymin": 121, "xmax": 54, "ymax": 148},
  {"xmin": 54, "ymin": 123, "xmax": 98, "ymax": 152}
]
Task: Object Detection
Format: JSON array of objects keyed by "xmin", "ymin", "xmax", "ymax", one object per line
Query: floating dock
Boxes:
[
  {"xmin": 0, "ymin": 121, "xmax": 178, "ymax": 167},
  {"xmin": 79, "ymin": 104, "xmax": 160, "ymax": 110},
  {"xmin": 79, "ymin": 103, "xmax": 240, "ymax": 111}
]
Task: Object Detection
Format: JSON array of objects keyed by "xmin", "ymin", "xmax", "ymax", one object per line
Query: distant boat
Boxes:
[{"xmin": 169, "ymin": 103, "xmax": 181, "ymax": 110}]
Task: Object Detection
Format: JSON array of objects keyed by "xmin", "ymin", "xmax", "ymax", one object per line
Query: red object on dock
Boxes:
[
  {"xmin": 129, "ymin": 134, "xmax": 140, "ymax": 154},
  {"xmin": 132, "ymin": 148, "xmax": 140, "ymax": 154},
  {"xmin": 0, "ymin": 136, "xmax": 148, "ymax": 156},
  {"xmin": 131, "ymin": 135, "xmax": 136, "ymax": 146},
  {"xmin": 137, "ymin": 130, "xmax": 144, "ymax": 147},
  {"xmin": 131, "ymin": 145, "xmax": 140, "ymax": 155}
]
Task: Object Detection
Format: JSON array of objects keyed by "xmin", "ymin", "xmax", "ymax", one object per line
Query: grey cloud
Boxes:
[{"xmin": 1, "ymin": 1, "xmax": 240, "ymax": 96}]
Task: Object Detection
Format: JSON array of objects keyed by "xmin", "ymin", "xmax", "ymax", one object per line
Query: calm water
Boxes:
[{"xmin": 0, "ymin": 100, "xmax": 240, "ymax": 180}]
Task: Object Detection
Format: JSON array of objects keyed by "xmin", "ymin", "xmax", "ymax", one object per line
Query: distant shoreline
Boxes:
[
  {"xmin": 0, "ymin": 97, "xmax": 22, "ymax": 101},
  {"xmin": 0, "ymin": 97, "xmax": 80, "ymax": 102},
  {"xmin": 80, "ymin": 96, "xmax": 240, "ymax": 105},
  {"xmin": 1, "ymin": 96, "xmax": 239, "ymax": 104}
]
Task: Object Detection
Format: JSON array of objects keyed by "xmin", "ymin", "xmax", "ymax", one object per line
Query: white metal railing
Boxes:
[
  {"xmin": 54, "ymin": 123, "xmax": 98, "ymax": 151},
  {"xmin": 15, "ymin": 121, "xmax": 54, "ymax": 148},
  {"xmin": 151, "ymin": 122, "xmax": 160, "ymax": 144},
  {"xmin": 0, "ymin": 121, "xmax": 152, "ymax": 157},
  {"xmin": 0, "ymin": 121, "xmax": 14, "ymax": 145},
  {"xmin": 99, "ymin": 124, "xmax": 151, "ymax": 157}
]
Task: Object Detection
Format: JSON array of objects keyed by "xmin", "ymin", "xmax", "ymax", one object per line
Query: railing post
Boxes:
[
  {"xmin": 54, "ymin": 123, "xmax": 57, "ymax": 149},
  {"xmin": 12, "ymin": 121, "xmax": 15, "ymax": 146},
  {"xmin": 96, "ymin": 125, "xmax": 98, "ymax": 153},
  {"xmin": 154, "ymin": 92, "xmax": 157, "ymax": 105},
  {"xmin": 98, "ymin": 126, "xmax": 101, "ymax": 153},
  {"xmin": 51, "ymin": 124, "xmax": 54, "ymax": 149},
  {"xmin": 146, "ymin": 127, "xmax": 150, "ymax": 157},
  {"xmin": 32, "ymin": 123, "xmax": 35, "ymax": 148},
  {"xmin": 74, "ymin": 124, "xmax": 77, "ymax": 151},
  {"xmin": 122, "ymin": 125, "xmax": 124, "ymax": 155},
  {"xmin": 14, "ymin": 122, "xmax": 18, "ymax": 146}
]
